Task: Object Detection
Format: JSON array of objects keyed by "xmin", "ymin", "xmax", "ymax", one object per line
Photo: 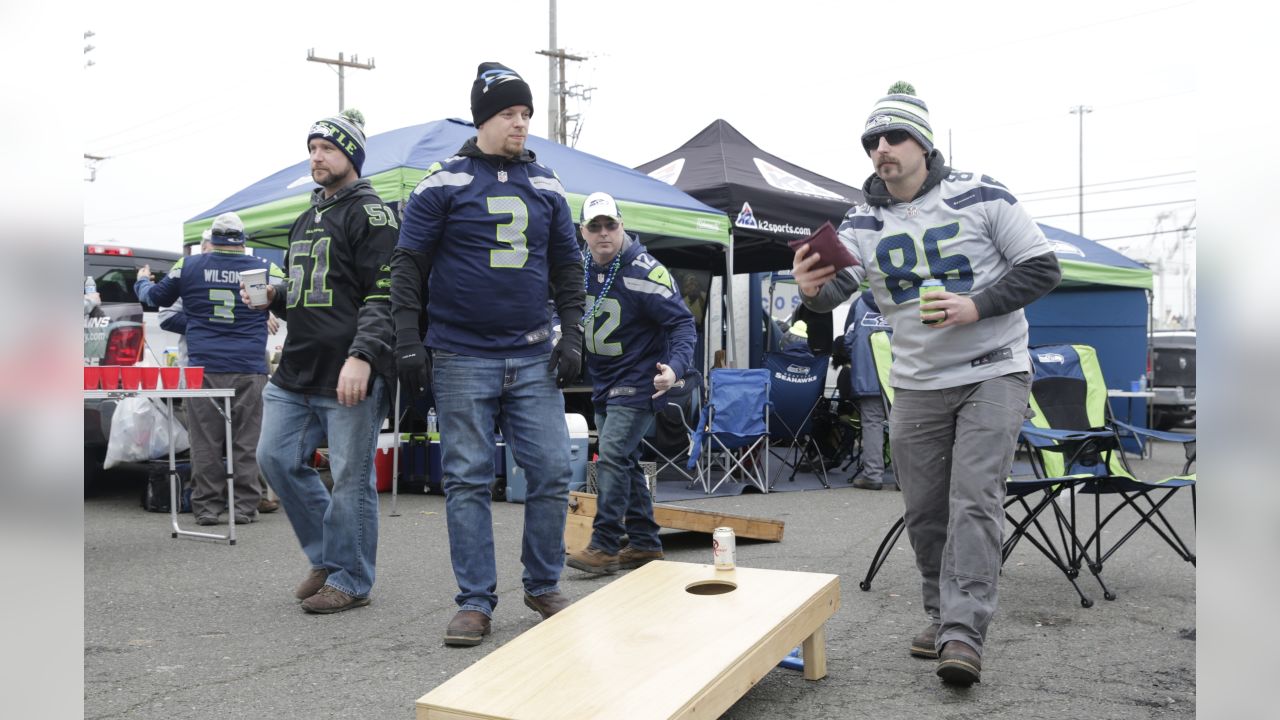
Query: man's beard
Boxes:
[
  {"xmin": 502, "ymin": 136, "xmax": 527, "ymax": 157},
  {"xmin": 312, "ymin": 166, "xmax": 343, "ymax": 188}
]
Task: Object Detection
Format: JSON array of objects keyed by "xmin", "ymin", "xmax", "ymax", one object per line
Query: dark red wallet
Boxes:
[{"xmin": 787, "ymin": 221, "xmax": 859, "ymax": 270}]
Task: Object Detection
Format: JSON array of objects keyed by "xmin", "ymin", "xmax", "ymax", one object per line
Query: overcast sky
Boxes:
[{"xmin": 82, "ymin": 0, "xmax": 1195, "ymax": 268}]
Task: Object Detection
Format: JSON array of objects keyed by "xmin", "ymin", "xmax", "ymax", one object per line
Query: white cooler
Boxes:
[{"xmin": 505, "ymin": 413, "xmax": 589, "ymax": 503}]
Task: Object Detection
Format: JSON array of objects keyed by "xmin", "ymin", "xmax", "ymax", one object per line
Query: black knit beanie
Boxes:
[{"xmin": 470, "ymin": 62, "xmax": 534, "ymax": 127}]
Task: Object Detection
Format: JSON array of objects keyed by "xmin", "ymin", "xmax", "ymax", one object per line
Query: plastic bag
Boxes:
[{"xmin": 104, "ymin": 397, "xmax": 190, "ymax": 469}]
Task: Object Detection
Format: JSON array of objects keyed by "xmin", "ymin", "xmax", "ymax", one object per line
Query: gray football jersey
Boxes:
[{"xmin": 835, "ymin": 170, "xmax": 1051, "ymax": 390}]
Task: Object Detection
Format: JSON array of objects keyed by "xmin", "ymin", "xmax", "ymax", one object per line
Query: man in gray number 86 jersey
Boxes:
[{"xmin": 792, "ymin": 82, "xmax": 1061, "ymax": 686}]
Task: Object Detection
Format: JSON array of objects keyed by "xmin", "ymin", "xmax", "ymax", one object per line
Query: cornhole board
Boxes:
[
  {"xmin": 564, "ymin": 491, "xmax": 785, "ymax": 555},
  {"xmin": 415, "ymin": 561, "xmax": 840, "ymax": 719}
]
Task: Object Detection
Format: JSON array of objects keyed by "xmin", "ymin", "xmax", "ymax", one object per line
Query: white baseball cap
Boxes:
[{"xmin": 580, "ymin": 191, "xmax": 622, "ymax": 224}]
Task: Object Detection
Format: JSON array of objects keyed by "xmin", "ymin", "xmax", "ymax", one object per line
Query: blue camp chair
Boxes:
[
  {"xmin": 858, "ymin": 332, "xmax": 1098, "ymax": 606},
  {"xmin": 688, "ymin": 368, "xmax": 771, "ymax": 494},
  {"xmin": 1022, "ymin": 343, "xmax": 1196, "ymax": 602},
  {"xmin": 640, "ymin": 370, "xmax": 704, "ymax": 487},
  {"xmin": 763, "ymin": 350, "xmax": 831, "ymax": 488}
]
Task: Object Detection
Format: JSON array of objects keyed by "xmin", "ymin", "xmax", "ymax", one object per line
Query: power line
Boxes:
[
  {"xmin": 1092, "ymin": 227, "xmax": 1196, "ymax": 242},
  {"xmin": 1033, "ymin": 198, "xmax": 1195, "ymax": 220},
  {"xmin": 1020, "ymin": 170, "xmax": 1194, "ymax": 196},
  {"xmin": 1020, "ymin": 179, "xmax": 1196, "ymax": 203},
  {"xmin": 85, "ymin": 102, "xmax": 204, "ymax": 144}
]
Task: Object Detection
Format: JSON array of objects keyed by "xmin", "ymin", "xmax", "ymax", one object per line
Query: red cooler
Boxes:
[{"xmin": 374, "ymin": 433, "xmax": 397, "ymax": 492}]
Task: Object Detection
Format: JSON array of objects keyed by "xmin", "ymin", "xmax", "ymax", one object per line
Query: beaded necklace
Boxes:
[{"xmin": 583, "ymin": 250, "xmax": 622, "ymax": 322}]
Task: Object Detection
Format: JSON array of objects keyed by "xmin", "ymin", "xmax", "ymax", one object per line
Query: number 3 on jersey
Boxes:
[
  {"xmin": 488, "ymin": 196, "xmax": 530, "ymax": 268},
  {"xmin": 875, "ymin": 222, "xmax": 974, "ymax": 303},
  {"xmin": 287, "ymin": 236, "xmax": 333, "ymax": 308}
]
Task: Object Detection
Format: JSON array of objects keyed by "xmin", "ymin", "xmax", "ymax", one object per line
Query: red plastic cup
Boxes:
[
  {"xmin": 140, "ymin": 366, "xmax": 160, "ymax": 390},
  {"xmin": 120, "ymin": 366, "xmax": 143, "ymax": 390},
  {"xmin": 83, "ymin": 366, "xmax": 102, "ymax": 390},
  {"xmin": 183, "ymin": 366, "xmax": 204, "ymax": 389},
  {"xmin": 100, "ymin": 366, "xmax": 121, "ymax": 390},
  {"xmin": 159, "ymin": 367, "xmax": 180, "ymax": 390}
]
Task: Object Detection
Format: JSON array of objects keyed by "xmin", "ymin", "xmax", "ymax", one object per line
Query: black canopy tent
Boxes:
[{"xmin": 635, "ymin": 119, "xmax": 866, "ymax": 274}]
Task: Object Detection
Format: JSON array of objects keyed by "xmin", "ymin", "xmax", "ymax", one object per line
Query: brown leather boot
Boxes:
[
  {"xmin": 294, "ymin": 568, "xmax": 329, "ymax": 601},
  {"xmin": 936, "ymin": 640, "xmax": 982, "ymax": 685},
  {"xmin": 910, "ymin": 623, "xmax": 940, "ymax": 659},
  {"xmin": 523, "ymin": 591, "xmax": 571, "ymax": 620},
  {"xmin": 444, "ymin": 610, "xmax": 492, "ymax": 647}
]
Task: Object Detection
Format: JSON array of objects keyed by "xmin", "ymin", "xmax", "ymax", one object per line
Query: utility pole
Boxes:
[
  {"xmin": 307, "ymin": 49, "xmax": 375, "ymax": 112},
  {"xmin": 546, "ymin": 0, "xmax": 558, "ymax": 140},
  {"xmin": 84, "ymin": 153, "xmax": 106, "ymax": 183},
  {"xmin": 535, "ymin": 48, "xmax": 587, "ymax": 144},
  {"xmin": 1069, "ymin": 104, "xmax": 1092, "ymax": 237}
]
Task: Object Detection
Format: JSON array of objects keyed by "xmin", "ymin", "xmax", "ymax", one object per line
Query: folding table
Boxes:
[{"xmin": 84, "ymin": 388, "xmax": 238, "ymax": 544}]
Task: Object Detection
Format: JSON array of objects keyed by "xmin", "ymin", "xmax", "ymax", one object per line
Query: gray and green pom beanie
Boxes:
[{"xmin": 862, "ymin": 81, "xmax": 933, "ymax": 153}]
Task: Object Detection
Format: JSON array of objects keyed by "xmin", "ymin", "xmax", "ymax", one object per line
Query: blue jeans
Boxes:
[
  {"xmin": 433, "ymin": 351, "xmax": 572, "ymax": 617},
  {"xmin": 591, "ymin": 404, "xmax": 661, "ymax": 556},
  {"xmin": 257, "ymin": 378, "xmax": 389, "ymax": 598}
]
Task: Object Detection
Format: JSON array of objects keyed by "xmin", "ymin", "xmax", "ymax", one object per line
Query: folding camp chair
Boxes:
[
  {"xmin": 687, "ymin": 368, "xmax": 771, "ymax": 494},
  {"xmin": 763, "ymin": 350, "xmax": 832, "ymax": 488},
  {"xmin": 858, "ymin": 333, "xmax": 1097, "ymax": 607},
  {"xmin": 1023, "ymin": 343, "xmax": 1196, "ymax": 601},
  {"xmin": 639, "ymin": 370, "xmax": 704, "ymax": 487}
]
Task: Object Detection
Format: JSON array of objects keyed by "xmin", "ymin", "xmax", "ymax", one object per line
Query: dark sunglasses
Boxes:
[
  {"xmin": 585, "ymin": 220, "xmax": 619, "ymax": 233},
  {"xmin": 861, "ymin": 129, "xmax": 913, "ymax": 154}
]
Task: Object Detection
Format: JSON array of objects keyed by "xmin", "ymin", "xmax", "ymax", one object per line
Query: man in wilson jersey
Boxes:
[
  {"xmin": 135, "ymin": 212, "xmax": 285, "ymax": 525},
  {"xmin": 391, "ymin": 62, "xmax": 585, "ymax": 647},
  {"xmin": 792, "ymin": 84, "xmax": 1060, "ymax": 686},
  {"xmin": 563, "ymin": 192, "xmax": 696, "ymax": 576},
  {"xmin": 248, "ymin": 112, "xmax": 396, "ymax": 615}
]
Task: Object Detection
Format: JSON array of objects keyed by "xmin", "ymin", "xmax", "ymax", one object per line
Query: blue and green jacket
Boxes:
[
  {"xmin": 135, "ymin": 249, "xmax": 284, "ymax": 374},
  {"xmin": 584, "ymin": 236, "xmax": 696, "ymax": 410}
]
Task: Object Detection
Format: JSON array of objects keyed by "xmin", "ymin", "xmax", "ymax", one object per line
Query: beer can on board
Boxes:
[{"xmin": 713, "ymin": 527, "xmax": 736, "ymax": 570}]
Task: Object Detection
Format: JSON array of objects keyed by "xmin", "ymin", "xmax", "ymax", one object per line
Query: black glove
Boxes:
[
  {"xmin": 548, "ymin": 323, "xmax": 584, "ymax": 388},
  {"xmin": 396, "ymin": 330, "xmax": 431, "ymax": 401}
]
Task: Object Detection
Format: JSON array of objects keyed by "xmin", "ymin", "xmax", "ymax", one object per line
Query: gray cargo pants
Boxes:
[
  {"xmin": 887, "ymin": 372, "xmax": 1030, "ymax": 657},
  {"xmin": 188, "ymin": 372, "xmax": 267, "ymax": 519}
]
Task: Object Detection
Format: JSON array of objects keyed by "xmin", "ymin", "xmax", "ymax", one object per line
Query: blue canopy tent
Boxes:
[
  {"xmin": 184, "ymin": 117, "xmax": 734, "ymax": 375},
  {"xmin": 185, "ymin": 118, "xmax": 729, "ymax": 255},
  {"xmin": 1026, "ymin": 224, "xmax": 1154, "ymax": 428}
]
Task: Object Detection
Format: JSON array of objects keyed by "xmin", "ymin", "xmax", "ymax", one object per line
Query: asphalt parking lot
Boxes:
[{"xmin": 84, "ymin": 438, "xmax": 1195, "ymax": 720}]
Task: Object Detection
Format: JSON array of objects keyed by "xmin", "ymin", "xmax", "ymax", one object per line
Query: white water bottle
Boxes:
[
  {"xmin": 84, "ymin": 275, "xmax": 96, "ymax": 295},
  {"xmin": 427, "ymin": 407, "xmax": 438, "ymax": 435}
]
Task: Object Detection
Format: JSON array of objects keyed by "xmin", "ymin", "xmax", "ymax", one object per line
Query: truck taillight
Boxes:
[{"xmin": 105, "ymin": 326, "xmax": 144, "ymax": 365}]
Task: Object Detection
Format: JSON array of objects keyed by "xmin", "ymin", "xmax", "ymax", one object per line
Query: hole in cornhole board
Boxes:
[{"xmin": 685, "ymin": 580, "xmax": 737, "ymax": 595}]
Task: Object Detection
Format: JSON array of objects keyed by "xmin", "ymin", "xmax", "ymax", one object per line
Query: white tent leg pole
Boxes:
[
  {"xmin": 390, "ymin": 378, "xmax": 401, "ymax": 517},
  {"xmin": 725, "ymin": 234, "xmax": 737, "ymax": 367}
]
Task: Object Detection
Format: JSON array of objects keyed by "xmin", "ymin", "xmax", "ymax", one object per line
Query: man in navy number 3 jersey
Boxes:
[{"xmin": 391, "ymin": 62, "xmax": 585, "ymax": 647}]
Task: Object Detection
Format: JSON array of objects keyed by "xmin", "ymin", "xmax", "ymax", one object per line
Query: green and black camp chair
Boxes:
[
  {"xmin": 858, "ymin": 332, "xmax": 1096, "ymax": 606},
  {"xmin": 1023, "ymin": 343, "xmax": 1196, "ymax": 602}
]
